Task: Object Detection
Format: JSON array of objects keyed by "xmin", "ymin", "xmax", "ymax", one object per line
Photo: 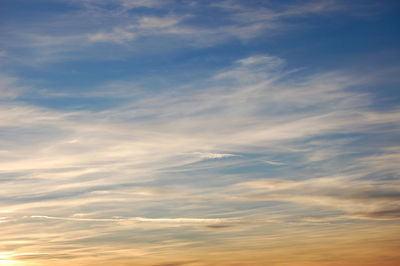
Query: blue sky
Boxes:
[{"xmin": 1, "ymin": 0, "xmax": 400, "ymax": 265}]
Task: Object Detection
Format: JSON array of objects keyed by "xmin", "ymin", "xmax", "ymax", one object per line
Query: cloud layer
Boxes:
[{"xmin": 1, "ymin": 0, "xmax": 400, "ymax": 265}]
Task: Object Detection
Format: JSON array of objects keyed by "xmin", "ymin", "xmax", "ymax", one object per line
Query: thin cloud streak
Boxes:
[
  {"xmin": 30, "ymin": 215, "xmax": 230, "ymax": 224},
  {"xmin": 0, "ymin": 0, "xmax": 377, "ymax": 64}
]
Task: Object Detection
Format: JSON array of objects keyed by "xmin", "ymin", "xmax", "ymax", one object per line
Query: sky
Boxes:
[{"xmin": 1, "ymin": 0, "xmax": 400, "ymax": 265}]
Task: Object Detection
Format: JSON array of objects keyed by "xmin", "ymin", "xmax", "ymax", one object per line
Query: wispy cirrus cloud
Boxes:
[
  {"xmin": 0, "ymin": 0, "xmax": 381, "ymax": 65},
  {"xmin": 233, "ymin": 173, "xmax": 400, "ymax": 220},
  {"xmin": 1, "ymin": 55, "xmax": 399, "ymax": 223},
  {"xmin": 0, "ymin": 75, "xmax": 27, "ymax": 99},
  {"xmin": 1, "ymin": 0, "xmax": 400, "ymax": 264}
]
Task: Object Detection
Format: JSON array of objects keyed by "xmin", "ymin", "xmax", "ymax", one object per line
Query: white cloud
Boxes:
[
  {"xmin": 263, "ymin": 160, "xmax": 286, "ymax": 166},
  {"xmin": 194, "ymin": 152, "xmax": 238, "ymax": 159},
  {"xmin": 30, "ymin": 215, "xmax": 228, "ymax": 224},
  {"xmin": 1, "ymin": 53, "xmax": 399, "ymax": 264},
  {"xmin": 136, "ymin": 16, "xmax": 180, "ymax": 29},
  {"xmin": 1, "ymin": 0, "xmax": 374, "ymax": 62},
  {"xmin": 0, "ymin": 75, "xmax": 25, "ymax": 99},
  {"xmin": 121, "ymin": 0, "xmax": 163, "ymax": 9},
  {"xmin": 88, "ymin": 28, "xmax": 136, "ymax": 43}
]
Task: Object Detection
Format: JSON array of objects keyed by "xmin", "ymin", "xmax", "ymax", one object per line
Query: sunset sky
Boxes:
[{"xmin": 1, "ymin": 0, "xmax": 400, "ymax": 265}]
